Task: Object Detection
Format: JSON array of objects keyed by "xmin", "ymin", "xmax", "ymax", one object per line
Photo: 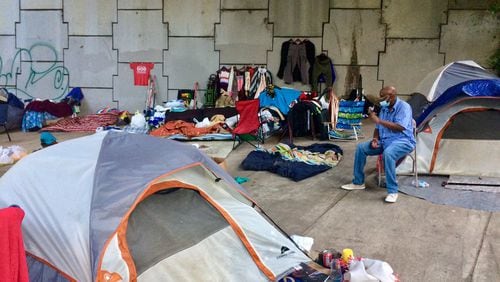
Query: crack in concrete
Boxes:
[
  {"xmin": 465, "ymin": 212, "xmax": 492, "ymax": 282},
  {"xmin": 303, "ymin": 190, "xmax": 350, "ymax": 234}
]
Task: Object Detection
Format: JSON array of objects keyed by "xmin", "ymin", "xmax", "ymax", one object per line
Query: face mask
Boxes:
[{"xmin": 379, "ymin": 99, "xmax": 390, "ymax": 108}]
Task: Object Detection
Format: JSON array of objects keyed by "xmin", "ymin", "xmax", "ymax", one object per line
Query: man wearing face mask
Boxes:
[{"xmin": 341, "ymin": 86, "xmax": 415, "ymax": 203}]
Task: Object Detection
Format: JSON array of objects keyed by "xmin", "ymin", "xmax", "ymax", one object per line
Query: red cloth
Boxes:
[
  {"xmin": 0, "ymin": 207, "xmax": 29, "ymax": 282},
  {"xmin": 130, "ymin": 62, "xmax": 154, "ymax": 86},
  {"xmin": 41, "ymin": 113, "xmax": 118, "ymax": 132},
  {"xmin": 150, "ymin": 120, "xmax": 222, "ymax": 138},
  {"xmin": 25, "ymin": 100, "xmax": 73, "ymax": 117}
]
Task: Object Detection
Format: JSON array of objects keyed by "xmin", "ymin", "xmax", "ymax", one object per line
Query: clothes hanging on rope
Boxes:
[
  {"xmin": 214, "ymin": 66, "xmax": 273, "ymax": 102},
  {"xmin": 277, "ymin": 39, "xmax": 316, "ymax": 85},
  {"xmin": 249, "ymin": 66, "xmax": 273, "ymax": 99}
]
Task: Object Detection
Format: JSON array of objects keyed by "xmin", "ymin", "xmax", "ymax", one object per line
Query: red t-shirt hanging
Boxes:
[{"xmin": 130, "ymin": 62, "xmax": 154, "ymax": 86}]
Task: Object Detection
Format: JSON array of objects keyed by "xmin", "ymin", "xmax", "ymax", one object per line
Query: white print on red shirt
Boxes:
[{"xmin": 130, "ymin": 62, "xmax": 154, "ymax": 86}]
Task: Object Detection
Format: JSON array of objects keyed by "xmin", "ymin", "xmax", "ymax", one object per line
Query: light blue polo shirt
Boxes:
[{"xmin": 376, "ymin": 98, "xmax": 416, "ymax": 149}]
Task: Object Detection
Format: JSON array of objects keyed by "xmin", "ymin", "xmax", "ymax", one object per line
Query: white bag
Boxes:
[
  {"xmin": 130, "ymin": 111, "xmax": 147, "ymax": 129},
  {"xmin": 348, "ymin": 258, "xmax": 396, "ymax": 282},
  {"xmin": 193, "ymin": 117, "xmax": 211, "ymax": 128},
  {"xmin": 0, "ymin": 149, "xmax": 13, "ymax": 165}
]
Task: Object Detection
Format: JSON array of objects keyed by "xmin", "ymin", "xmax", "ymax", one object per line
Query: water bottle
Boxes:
[{"xmin": 412, "ymin": 180, "xmax": 429, "ymax": 188}]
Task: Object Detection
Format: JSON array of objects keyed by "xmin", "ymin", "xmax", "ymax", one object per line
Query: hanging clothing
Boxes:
[
  {"xmin": 130, "ymin": 62, "xmax": 154, "ymax": 86},
  {"xmin": 255, "ymin": 75, "xmax": 267, "ymax": 99},
  {"xmin": 244, "ymin": 71, "xmax": 251, "ymax": 97},
  {"xmin": 249, "ymin": 67, "xmax": 273, "ymax": 99},
  {"xmin": 311, "ymin": 54, "xmax": 336, "ymax": 92},
  {"xmin": 227, "ymin": 67, "xmax": 239, "ymax": 102},
  {"xmin": 217, "ymin": 67, "xmax": 230, "ymax": 94},
  {"xmin": 284, "ymin": 43, "xmax": 309, "ymax": 84},
  {"xmin": 277, "ymin": 40, "xmax": 315, "ymax": 84}
]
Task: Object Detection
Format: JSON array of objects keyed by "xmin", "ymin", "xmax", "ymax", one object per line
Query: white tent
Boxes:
[{"xmin": 0, "ymin": 131, "xmax": 311, "ymax": 281}]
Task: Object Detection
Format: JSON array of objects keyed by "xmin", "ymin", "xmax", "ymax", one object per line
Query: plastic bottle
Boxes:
[{"xmin": 412, "ymin": 180, "xmax": 429, "ymax": 188}]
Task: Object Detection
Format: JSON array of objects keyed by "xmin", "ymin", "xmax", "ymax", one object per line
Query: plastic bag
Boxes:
[
  {"xmin": 225, "ymin": 114, "xmax": 240, "ymax": 129},
  {"xmin": 130, "ymin": 111, "xmax": 147, "ymax": 129},
  {"xmin": 0, "ymin": 149, "xmax": 13, "ymax": 165},
  {"xmin": 193, "ymin": 117, "xmax": 211, "ymax": 128},
  {"xmin": 10, "ymin": 145, "xmax": 27, "ymax": 161},
  {"xmin": 347, "ymin": 258, "xmax": 396, "ymax": 282},
  {"xmin": 0, "ymin": 145, "xmax": 28, "ymax": 165}
]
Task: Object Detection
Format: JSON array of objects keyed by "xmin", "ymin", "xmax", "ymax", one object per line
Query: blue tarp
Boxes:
[{"xmin": 416, "ymin": 79, "xmax": 500, "ymax": 126}]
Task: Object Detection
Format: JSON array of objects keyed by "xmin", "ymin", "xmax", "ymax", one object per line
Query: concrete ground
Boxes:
[{"xmin": 1, "ymin": 120, "xmax": 498, "ymax": 281}]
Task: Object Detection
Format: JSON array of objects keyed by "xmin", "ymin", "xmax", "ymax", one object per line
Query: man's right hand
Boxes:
[{"xmin": 371, "ymin": 138, "xmax": 380, "ymax": 149}]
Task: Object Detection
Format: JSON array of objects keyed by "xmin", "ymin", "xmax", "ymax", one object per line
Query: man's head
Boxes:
[{"xmin": 379, "ymin": 86, "xmax": 397, "ymax": 107}]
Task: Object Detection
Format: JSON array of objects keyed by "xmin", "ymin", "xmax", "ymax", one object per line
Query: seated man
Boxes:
[{"xmin": 341, "ymin": 86, "xmax": 415, "ymax": 203}]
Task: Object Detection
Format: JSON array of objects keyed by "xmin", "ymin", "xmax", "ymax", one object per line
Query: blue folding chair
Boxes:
[{"xmin": 328, "ymin": 100, "xmax": 365, "ymax": 141}]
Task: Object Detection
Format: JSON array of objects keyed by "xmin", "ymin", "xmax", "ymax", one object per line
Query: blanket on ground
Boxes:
[
  {"xmin": 41, "ymin": 113, "xmax": 118, "ymax": 132},
  {"xmin": 150, "ymin": 120, "xmax": 226, "ymax": 138},
  {"xmin": 242, "ymin": 143, "xmax": 343, "ymax": 181}
]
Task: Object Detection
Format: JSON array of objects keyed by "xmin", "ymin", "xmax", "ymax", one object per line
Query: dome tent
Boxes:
[
  {"xmin": 0, "ymin": 131, "xmax": 310, "ymax": 281},
  {"xmin": 398, "ymin": 61, "xmax": 500, "ymax": 177}
]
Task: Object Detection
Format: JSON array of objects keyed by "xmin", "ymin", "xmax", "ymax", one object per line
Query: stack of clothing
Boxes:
[{"xmin": 22, "ymin": 88, "xmax": 84, "ymax": 132}]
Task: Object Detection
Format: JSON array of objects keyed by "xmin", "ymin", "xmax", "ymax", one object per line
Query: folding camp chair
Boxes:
[
  {"xmin": 327, "ymin": 99, "xmax": 365, "ymax": 141},
  {"xmin": 0, "ymin": 103, "xmax": 11, "ymax": 142},
  {"xmin": 377, "ymin": 120, "xmax": 418, "ymax": 188},
  {"xmin": 231, "ymin": 99, "xmax": 264, "ymax": 149}
]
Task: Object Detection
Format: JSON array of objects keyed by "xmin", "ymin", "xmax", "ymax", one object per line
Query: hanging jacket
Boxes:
[{"xmin": 311, "ymin": 54, "xmax": 336, "ymax": 91}]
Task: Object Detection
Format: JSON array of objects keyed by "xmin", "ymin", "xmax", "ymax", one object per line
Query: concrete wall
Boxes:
[{"xmin": 0, "ymin": 0, "xmax": 498, "ymax": 114}]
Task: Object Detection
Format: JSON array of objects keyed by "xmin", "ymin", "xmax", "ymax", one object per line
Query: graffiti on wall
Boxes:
[{"xmin": 0, "ymin": 42, "xmax": 69, "ymax": 100}]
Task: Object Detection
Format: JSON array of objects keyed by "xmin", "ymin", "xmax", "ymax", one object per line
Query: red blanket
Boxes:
[
  {"xmin": 42, "ymin": 113, "xmax": 118, "ymax": 132},
  {"xmin": 150, "ymin": 120, "xmax": 222, "ymax": 138},
  {"xmin": 0, "ymin": 207, "xmax": 29, "ymax": 282},
  {"xmin": 25, "ymin": 100, "xmax": 73, "ymax": 117}
]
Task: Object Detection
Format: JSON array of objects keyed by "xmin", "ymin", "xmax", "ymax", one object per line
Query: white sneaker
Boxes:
[
  {"xmin": 385, "ymin": 193, "xmax": 398, "ymax": 203},
  {"xmin": 341, "ymin": 183, "xmax": 366, "ymax": 190}
]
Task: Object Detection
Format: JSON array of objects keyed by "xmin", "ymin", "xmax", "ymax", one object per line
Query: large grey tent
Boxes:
[
  {"xmin": 0, "ymin": 131, "xmax": 311, "ymax": 281},
  {"xmin": 398, "ymin": 61, "xmax": 500, "ymax": 177}
]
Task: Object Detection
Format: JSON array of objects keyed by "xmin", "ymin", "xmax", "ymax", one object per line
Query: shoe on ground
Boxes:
[
  {"xmin": 385, "ymin": 193, "xmax": 398, "ymax": 203},
  {"xmin": 341, "ymin": 183, "xmax": 366, "ymax": 190}
]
